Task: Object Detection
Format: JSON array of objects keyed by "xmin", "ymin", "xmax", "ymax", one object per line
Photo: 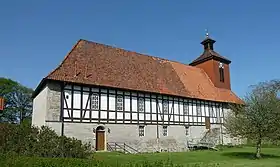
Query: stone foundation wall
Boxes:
[{"xmin": 58, "ymin": 122, "xmax": 242, "ymax": 153}]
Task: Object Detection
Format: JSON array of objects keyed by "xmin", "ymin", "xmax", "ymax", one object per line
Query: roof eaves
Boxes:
[
  {"xmin": 32, "ymin": 78, "xmax": 47, "ymax": 98},
  {"xmin": 189, "ymin": 55, "xmax": 214, "ymax": 66}
]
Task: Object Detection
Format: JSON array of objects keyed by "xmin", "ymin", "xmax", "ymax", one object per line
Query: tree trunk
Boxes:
[
  {"xmin": 19, "ymin": 109, "xmax": 23, "ymax": 124},
  {"xmin": 256, "ymin": 138, "xmax": 262, "ymax": 158}
]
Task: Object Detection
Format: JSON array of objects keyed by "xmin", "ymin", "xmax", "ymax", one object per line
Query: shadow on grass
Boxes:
[{"xmin": 222, "ymin": 152, "xmax": 280, "ymax": 159}]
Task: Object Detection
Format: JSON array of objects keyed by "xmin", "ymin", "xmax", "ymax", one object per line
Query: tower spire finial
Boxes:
[
  {"xmin": 205, "ymin": 29, "xmax": 209, "ymax": 38},
  {"xmin": 201, "ymin": 29, "xmax": 215, "ymax": 50}
]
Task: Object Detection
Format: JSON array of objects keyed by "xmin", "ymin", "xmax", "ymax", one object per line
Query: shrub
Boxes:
[{"xmin": 0, "ymin": 123, "xmax": 92, "ymax": 158}]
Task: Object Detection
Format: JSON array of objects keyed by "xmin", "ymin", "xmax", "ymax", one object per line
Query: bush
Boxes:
[{"xmin": 0, "ymin": 123, "xmax": 92, "ymax": 158}]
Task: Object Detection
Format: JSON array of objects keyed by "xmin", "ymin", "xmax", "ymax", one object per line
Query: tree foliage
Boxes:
[
  {"xmin": 0, "ymin": 77, "xmax": 33, "ymax": 124},
  {"xmin": 224, "ymin": 79, "xmax": 280, "ymax": 158},
  {"xmin": 0, "ymin": 123, "xmax": 92, "ymax": 158}
]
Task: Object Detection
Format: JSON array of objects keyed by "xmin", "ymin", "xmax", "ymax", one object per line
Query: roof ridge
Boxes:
[
  {"xmin": 197, "ymin": 67, "xmax": 215, "ymax": 87},
  {"xmin": 209, "ymin": 50, "xmax": 230, "ymax": 61},
  {"xmin": 80, "ymin": 39, "xmax": 193, "ymax": 68}
]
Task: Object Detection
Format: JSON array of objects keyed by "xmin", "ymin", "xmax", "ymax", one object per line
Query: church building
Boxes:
[{"xmin": 32, "ymin": 35, "xmax": 244, "ymax": 153}]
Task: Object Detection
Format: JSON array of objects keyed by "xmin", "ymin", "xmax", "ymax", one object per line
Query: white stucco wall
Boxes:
[{"xmin": 32, "ymin": 85, "xmax": 48, "ymax": 127}]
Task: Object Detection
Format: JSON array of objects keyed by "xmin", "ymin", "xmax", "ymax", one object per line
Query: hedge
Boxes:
[
  {"xmin": 0, "ymin": 154, "xmax": 220, "ymax": 167},
  {"xmin": 0, "ymin": 123, "xmax": 92, "ymax": 158}
]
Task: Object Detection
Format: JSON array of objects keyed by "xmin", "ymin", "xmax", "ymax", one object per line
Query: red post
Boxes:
[{"xmin": 0, "ymin": 97, "xmax": 4, "ymax": 111}]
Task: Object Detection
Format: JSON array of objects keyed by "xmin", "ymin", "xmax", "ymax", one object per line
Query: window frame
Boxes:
[
  {"xmin": 163, "ymin": 125, "xmax": 168, "ymax": 136},
  {"xmin": 197, "ymin": 105, "xmax": 202, "ymax": 116},
  {"xmin": 139, "ymin": 125, "xmax": 145, "ymax": 137},
  {"xmin": 185, "ymin": 126, "xmax": 189, "ymax": 136},
  {"xmin": 116, "ymin": 95, "xmax": 123, "ymax": 111},
  {"xmin": 183, "ymin": 102, "xmax": 189, "ymax": 115},
  {"xmin": 138, "ymin": 97, "xmax": 145, "ymax": 112},
  {"xmin": 162, "ymin": 100, "xmax": 168, "ymax": 114},
  {"xmin": 91, "ymin": 93, "xmax": 99, "ymax": 110},
  {"xmin": 219, "ymin": 62, "xmax": 225, "ymax": 82}
]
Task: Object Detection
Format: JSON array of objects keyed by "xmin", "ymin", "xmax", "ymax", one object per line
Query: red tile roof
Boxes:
[{"xmin": 38, "ymin": 39, "xmax": 244, "ymax": 104}]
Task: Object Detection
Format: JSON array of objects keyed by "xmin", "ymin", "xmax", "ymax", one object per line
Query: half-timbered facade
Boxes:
[{"xmin": 32, "ymin": 35, "xmax": 244, "ymax": 152}]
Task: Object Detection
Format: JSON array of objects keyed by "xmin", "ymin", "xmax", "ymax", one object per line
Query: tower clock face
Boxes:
[{"xmin": 219, "ymin": 62, "xmax": 224, "ymax": 69}]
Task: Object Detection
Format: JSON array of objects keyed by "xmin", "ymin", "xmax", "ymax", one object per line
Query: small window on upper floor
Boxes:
[
  {"xmin": 197, "ymin": 105, "xmax": 202, "ymax": 116},
  {"xmin": 183, "ymin": 103, "xmax": 189, "ymax": 115},
  {"xmin": 116, "ymin": 95, "xmax": 123, "ymax": 111},
  {"xmin": 219, "ymin": 62, "xmax": 225, "ymax": 82},
  {"xmin": 162, "ymin": 100, "xmax": 168, "ymax": 114},
  {"xmin": 138, "ymin": 98, "xmax": 144, "ymax": 112},
  {"xmin": 91, "ymin": 93, "xmax": 99, "ymax": 110},
  {"xmin": 209, "ymin": 106, "xmax": 216, "ymax": 117}
]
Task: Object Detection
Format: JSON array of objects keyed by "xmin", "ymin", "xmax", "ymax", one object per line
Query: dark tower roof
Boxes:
[{"xmin": 189, "ymin": 35, "xmax": 231, "ymax": 66}]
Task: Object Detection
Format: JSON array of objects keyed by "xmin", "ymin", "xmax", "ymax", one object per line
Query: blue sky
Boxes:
[{"xmin": 0, "ymin": 0, "xmax": 279, "ymax": 98}]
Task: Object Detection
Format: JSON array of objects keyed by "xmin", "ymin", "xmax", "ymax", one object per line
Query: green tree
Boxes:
[
  {"xmin": 0, "ymin": 77, "xmax": 33, "ymax": 124},
  {"xmin": 224, "ymin": 79, "xmax": 280, "ymax": 158}
]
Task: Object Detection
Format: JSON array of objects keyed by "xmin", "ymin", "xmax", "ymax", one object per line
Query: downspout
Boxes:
[
  {"xmin": 60, "ymin": 83, "xmax": 64, "ymax": 136},
  {"xmin": 156, "ymin": 96, "xmax": 160, "ymax": 152}
]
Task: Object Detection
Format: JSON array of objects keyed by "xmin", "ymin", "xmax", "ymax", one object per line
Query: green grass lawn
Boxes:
[
  {"xmin": 2, "ymin": 147, "xmax": 280, "ymax": 166},
  {"xmin": 94, "ymin": 147, "xmax": 280, "ymax": 167}
]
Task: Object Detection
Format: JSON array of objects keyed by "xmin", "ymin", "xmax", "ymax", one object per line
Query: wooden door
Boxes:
[{"xmin": 96, "ymin": 131, "xmax": 105, "ymax": 151}]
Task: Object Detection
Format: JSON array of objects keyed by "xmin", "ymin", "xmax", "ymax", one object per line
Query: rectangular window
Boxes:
[
  {"xmin": 185, "ymin": 126, "xmax": 189, "ymax": 136},
  {"xmin": 183, "ymin": 103, "xmax": 188, "ymax": 115},
  {"xmin": 138, "ymin": 98, "xmax": 144, "ymax": 112},
  {"xmin": 116, "ymin": 95, "xmax": 123, "ymax": 111},
  {"xmin": 91, "ymin": 93, "xmax": 99, "ymax": 110},
  {"xmin": 219, "ymin": 63, "xmax": 225, "ymax": 82},
  {"xmin": 219, "ymin": 68, "xmax": 224, "ymax": 82},
  {"xmin": 163, "ymin": 100, "xmax": 168, "ymax": 114},
  {"xmin": 139, "ymin": 126, "xmax": 145, "ymax": 137},
  {"xmin": 197, "ymin": 105, "xmax": 202, "ymax": 116},
  {"xmin": 209, "ymin": 106, "xmax": 215, "ymax": 117},
  {"xmin": 163, "ymin": 126, "xmax": 168, "ymax": 136}
]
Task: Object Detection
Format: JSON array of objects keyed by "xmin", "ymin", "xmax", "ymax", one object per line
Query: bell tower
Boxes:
[{"xmin": 189, "ymin": 32, "xmax": 231, "ymax": 90}]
